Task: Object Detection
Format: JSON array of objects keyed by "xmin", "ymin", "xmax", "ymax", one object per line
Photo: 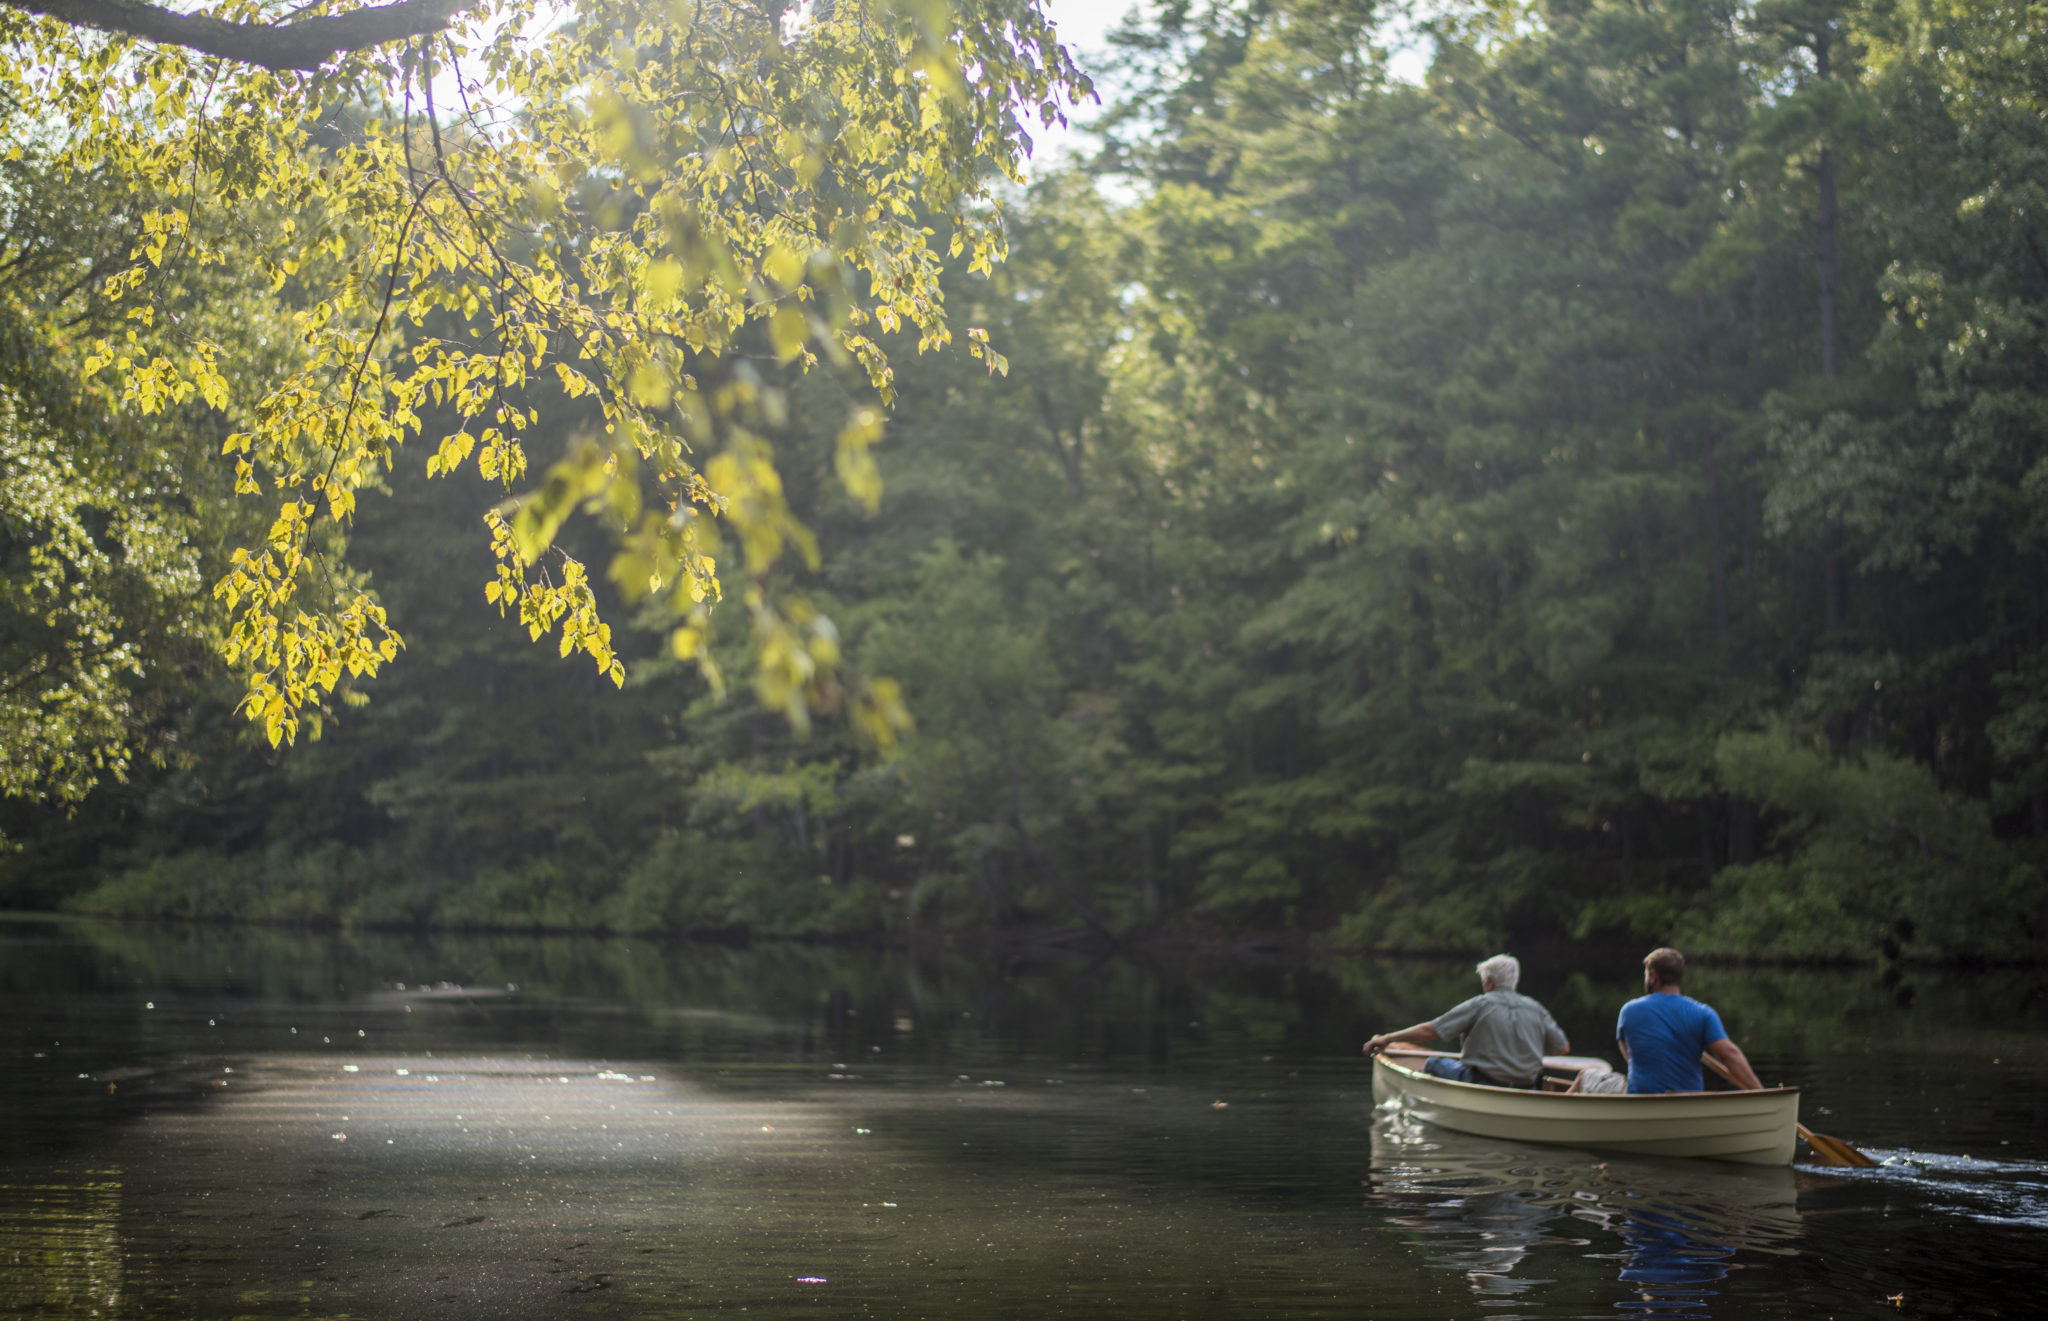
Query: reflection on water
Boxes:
[
  {"xmin": 1369, "ymin": 1116, "xmax": 1800, "ymax": 1317},
  {"xmin": 1612, "ymin": 1207, "xmax": 1739, "ymax": 1318},
  {"xmin": 2, "ymin": 917, "xmax": 2047, "ymax": 1318},
  {"xmin": 1381, "ymin": 1188, "xmax": 1565, "ymax": 1301},
  {"xmin": 0, "ymin": 1174, "xmax": 121, "ymax": 1318}
]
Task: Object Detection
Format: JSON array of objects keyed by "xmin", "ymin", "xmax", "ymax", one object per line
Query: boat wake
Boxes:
[{"xmin": 1802, "ymin": 1149, "xmax": 2048, "ymax": 1229}]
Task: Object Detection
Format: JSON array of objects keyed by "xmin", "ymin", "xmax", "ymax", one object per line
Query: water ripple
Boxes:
[{"xmin": 1805, "ymin": 1148, "xmax": 2048, "ymax": 1228}]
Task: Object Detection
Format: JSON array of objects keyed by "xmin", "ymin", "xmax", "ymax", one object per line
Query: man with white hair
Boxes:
[{"xmin": 1363, "ymin": 954, "xmax": 1570, "ymax": 1089}]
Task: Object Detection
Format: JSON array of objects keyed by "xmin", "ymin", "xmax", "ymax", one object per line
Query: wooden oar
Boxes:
[
  {"xmin": 1796, "ymin": 1123, "xmax": 1879, "ymax": 1168},
  {"xmin": 1699, "ymin": 1051, "xmax": 1877, "ymax": 1167}
]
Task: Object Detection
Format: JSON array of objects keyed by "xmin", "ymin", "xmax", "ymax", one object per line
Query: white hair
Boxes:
[{"xmin": 1476, "ymin": 954, "xmax": 1520, "ymax": 991}]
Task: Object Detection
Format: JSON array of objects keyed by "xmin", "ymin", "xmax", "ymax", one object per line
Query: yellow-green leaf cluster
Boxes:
[{"xmin": 9, "ymin": 0, "xmax": 1088, "ymax": 745}]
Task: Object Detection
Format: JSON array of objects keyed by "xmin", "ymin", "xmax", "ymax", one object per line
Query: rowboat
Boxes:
[{"xmin": 1371, "ymin": 1049, "xmax": 1802, "ymax": 1165}]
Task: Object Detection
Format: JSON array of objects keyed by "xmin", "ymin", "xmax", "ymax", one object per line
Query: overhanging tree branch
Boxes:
[{"xmin": 5, "ymin": 0, "xmax": 481, "ymax": 71}]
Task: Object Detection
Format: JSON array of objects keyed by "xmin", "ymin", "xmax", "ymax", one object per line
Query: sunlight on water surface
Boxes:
[{"xmin": 2, "ymin": 920, "xmax": 2045, "ymax": 1318}]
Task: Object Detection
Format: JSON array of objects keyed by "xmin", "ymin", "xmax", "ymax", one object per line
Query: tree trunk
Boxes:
[
  {"xmin": 1817, "ymin": 143, "xmax": 1840, "ymax": 380},
  {"xmin": 2033, "ymin": 557, "xmax": 2047, "ymax": 840},
  {"xmin": 1696, "ymin": 284, "xmax": 1732, "ymax": 651},
  {"xmin": 1727, "ymin": 795, "xmax": 1757, "ymax": 865},
  {"xmin": 1704, "ymin": 437, "xmax": 1733, "ymax": 646},
  {"xmin": 1815, "ymin": 28, "xmax": 1846, "ymax": 647},
  {"xmin": 1032, "ymin": 380, "xmax": 1085, "ymax": 502},
  {"xmin": 1814, "ymin": 25, "xmax": 1841, "ymax": 380},
  {"xmin": 984, "ymin": 696, "xmax": 1112, "ymax": 941}
]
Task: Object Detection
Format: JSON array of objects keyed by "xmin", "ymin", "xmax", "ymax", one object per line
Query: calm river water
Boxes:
[{"xmin": 3, "ymin": 917, "xmax": 2045, "ymax": 1319}]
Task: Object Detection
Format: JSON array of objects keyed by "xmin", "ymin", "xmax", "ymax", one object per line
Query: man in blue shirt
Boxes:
[{"xmin": 1617, "ymin": 947, "xmax": 1763, "ymax": 1093}]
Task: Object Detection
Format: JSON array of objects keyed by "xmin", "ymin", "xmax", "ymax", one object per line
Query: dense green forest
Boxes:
[{"xmin": 6, "ymin": 0, "xmax": 2048, "ymax": 963}]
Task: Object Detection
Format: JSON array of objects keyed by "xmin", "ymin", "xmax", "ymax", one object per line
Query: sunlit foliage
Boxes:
[
  {"xmin": 13, "ymin": 0, "xmax": 2048, "ymax": 965},
  {"xmin": 4, "ymin": 0, "xmax": 1086, "ymax": 758}
]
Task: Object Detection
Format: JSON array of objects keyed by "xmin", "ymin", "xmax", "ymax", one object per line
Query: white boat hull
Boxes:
[{"xmin": 1371, "ymin": 1053, "xmax": 1801, "ymax": 1166}]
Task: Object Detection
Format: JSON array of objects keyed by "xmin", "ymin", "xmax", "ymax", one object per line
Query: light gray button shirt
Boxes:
[{"xmin": 1430, "ymin": 989, "xmax": 1569, "ymax": 1085}]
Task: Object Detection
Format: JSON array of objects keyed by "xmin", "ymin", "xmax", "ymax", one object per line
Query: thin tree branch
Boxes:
[{"xmin": 6, "ymin": 0, "xmax": 482, "ymax": 72}]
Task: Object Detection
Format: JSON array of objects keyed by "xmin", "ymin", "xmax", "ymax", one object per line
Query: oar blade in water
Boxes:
[
  {"xmin": 1697, "ymin": 1050, "xmax": 1879, "ymax": 1167},
  {"xmin": 1799, "ymin": 1122, "xmax": 1879, "ymax": 1167}
]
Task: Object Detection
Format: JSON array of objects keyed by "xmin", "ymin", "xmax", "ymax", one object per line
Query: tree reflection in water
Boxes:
[
  {"xmin": 1367, "ymin": 1113, "xmax": 1800, "ymax": 1316},
  {"xmin": 0, "ymin": 1173, "xmax": 123, "ymax": 1318}
]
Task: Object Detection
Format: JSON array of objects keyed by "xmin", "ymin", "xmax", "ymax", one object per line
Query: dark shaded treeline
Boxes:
[{"xmin": 6, "ymin": 0, "xmax": 2048, "ymax": 962}]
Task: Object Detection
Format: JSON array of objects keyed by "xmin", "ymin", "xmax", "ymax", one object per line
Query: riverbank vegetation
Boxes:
[{"xmin": 6, "ymin": 0, "xmax": 2048, "ymax": 963}]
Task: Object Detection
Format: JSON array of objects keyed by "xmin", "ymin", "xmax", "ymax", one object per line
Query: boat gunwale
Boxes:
[{"xmin": 1372, "ymin": 1052, "xmax": 1801, "ymax": 1101}]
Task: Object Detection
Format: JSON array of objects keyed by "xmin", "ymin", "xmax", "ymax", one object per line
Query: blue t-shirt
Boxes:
[{"xmin": 1616, "ymin": 992, "xmax": 1728, "ymax": 1094}]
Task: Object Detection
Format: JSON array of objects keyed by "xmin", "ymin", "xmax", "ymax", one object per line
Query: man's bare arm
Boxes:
[
  {"xmin": 1704, "ymin": 1037, "xmax": 1763, "ymax": 1090},
  {"xmin": 1364, "ymin": 1022, "xmax": 1441, "ymax": 1055}
]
